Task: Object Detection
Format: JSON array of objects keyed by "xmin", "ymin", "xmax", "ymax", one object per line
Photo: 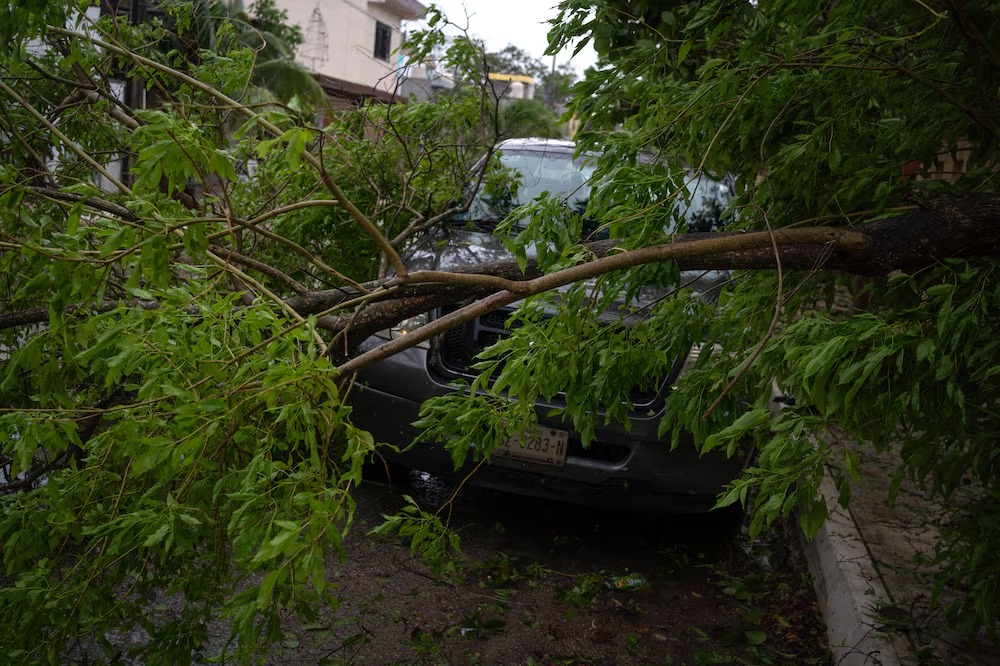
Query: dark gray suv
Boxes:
[{"xmin": 350, "ymin": 138, "xmax": 749, "ymax": 512}]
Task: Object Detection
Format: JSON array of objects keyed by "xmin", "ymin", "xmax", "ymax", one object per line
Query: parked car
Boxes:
[{"xmin": 350, "ymin": 138, "xmax": 750, "ymax": 512}]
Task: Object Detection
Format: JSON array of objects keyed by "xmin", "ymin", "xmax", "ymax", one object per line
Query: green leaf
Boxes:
[
  {"xmin": 283, "ymin": 128, "xmax": 310, "ymax": 170},
  {"xmin": 827, "ymin": 148, "xmax": 841, "ymax": 170},
  {"xmin": 178, "ymin": 513, "xmax": 202, "ymax": 526},
  {"xmin": 143, "ymin": 523, "xmax": 171, "ymax": 548},
  {"xmin": 100, "ymin": 227, "xmax": 129, "ymax": 256},
  {"xmin": 677, "ymin": 39, "xmax": 693, "ymax": 66}
]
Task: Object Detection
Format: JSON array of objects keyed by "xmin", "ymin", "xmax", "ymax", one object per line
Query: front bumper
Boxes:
[{"xmin": 349, "ymin": 339, "xmax": 750, "ymax": 513}]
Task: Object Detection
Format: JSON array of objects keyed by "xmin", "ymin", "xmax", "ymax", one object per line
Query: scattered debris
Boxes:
[{"xmin": 605, "ymin": 573, "xmax": 649, "ymax": 591}]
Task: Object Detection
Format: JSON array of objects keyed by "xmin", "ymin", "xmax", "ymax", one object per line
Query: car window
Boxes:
[
  {"xmin": 465, "ymin": 147, "xmax": 731, "ymax": 234},
  {"xmin": 468, "ymin": 149, "xmax": 597, "ymax": 223},
  {"xmin": 681, "ymin": 174, "xmax": 733, "ymax": 233}
]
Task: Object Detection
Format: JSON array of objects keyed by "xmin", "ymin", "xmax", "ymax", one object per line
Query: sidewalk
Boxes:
[{"xmin": 802, "ymin": 444, "xmax": 998, "ymax": 665}]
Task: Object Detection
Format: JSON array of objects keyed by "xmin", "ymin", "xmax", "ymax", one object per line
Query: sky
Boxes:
[{"xmin": 405, "ymin": 0, "xmax": 598, "ymax": 75}]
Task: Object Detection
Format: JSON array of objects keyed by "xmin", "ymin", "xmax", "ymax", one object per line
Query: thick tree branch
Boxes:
[
  {"xmin": 17, "ymin": 186, "xmax": 139, "ymax": 221},
  {"xmin": 3, "ymin": 194, "xmax": 998, "ymax": 365},
  {"xmin": 209, "ymin": 246, "xmax": 309, "ymax": 294},
  {"xmin": 325, "ymin": 193, "xmax": 1000, "ymax": 349}
]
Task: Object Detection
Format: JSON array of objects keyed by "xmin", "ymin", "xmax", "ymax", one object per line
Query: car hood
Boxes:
[{"xmin": 403, "ymin": 228, "xmax": 729, "ymax": 312}]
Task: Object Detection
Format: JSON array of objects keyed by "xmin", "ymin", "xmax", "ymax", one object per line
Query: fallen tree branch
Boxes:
[
  {"xmin": 3, "ymin": 194, "xmax": 998, "ymax": 365},
  {"xmin": 325, "ymin": 192, "xmax": 1000, "ymax": 347},
  {"xmin": 210, "ymin": 246, "xmax": 309, "ymax": 294}
]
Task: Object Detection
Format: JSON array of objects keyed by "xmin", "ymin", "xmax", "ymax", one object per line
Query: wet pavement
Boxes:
[{"xmin": 809, "ymin": 444, "xmax": 1000, "ymax": 666}]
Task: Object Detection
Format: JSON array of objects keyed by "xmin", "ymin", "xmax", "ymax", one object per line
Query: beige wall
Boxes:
[
  {"xmin": 901, "ymin": 141, "xmax": 975, "ymax": 184},
  {"xmin": 277, "ymin": 0, "xmax": 413, "ymax": 92}
]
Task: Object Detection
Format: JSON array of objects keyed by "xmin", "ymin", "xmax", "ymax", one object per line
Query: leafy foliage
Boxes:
[
  {"xmin": 535, "ymin": 0, "xmax": 998, "ymax": 637},
  {"xmin": 249, "ymin": 0, "xmax": 303, "ymax": 50},
  {"xmin": 0, "ymin": 2, "xmax": 505, "ymax": 661},
  {"xmin": 1, "ymin": 0, "xmax": 1000, "ymax": 660},
  {"xmin": 423, "ymin": 0, "xmax": 1000, "ymax": 637},
  {"xmin": 157, "ymin": 0, "xmax": 321, "ymax": 104},
  {"xmin": 369, "ymin": 494, "xmax": 462, "ymax": 578},
  {"xmin": 498, "ymin": 98, "xmax": 563, "ymax": 139}
]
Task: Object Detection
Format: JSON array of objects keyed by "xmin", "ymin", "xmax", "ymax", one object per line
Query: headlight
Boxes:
[{"xmin": 375, "ymin": 312, "xmax": 430, "ymax": 348}]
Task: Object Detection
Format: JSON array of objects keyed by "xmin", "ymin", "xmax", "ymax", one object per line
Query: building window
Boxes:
[{"xmin": 374, "ymin": 21, "xmax": 392, "ymax": 61}]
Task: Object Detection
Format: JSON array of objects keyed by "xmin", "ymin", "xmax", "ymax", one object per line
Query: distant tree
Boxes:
[
  {"xmin": 160, "ymin": 0, "xmax": 320, "ymax": 104},
  {"xmin": 249, "ymin": 0, "xmax": 302, "ymax": 50},
  {"xmin": 498, "ymin": 98, "xmax": 563, "ymax": 138},
  {"xmin": 484, "ymin": 43, "xmax": 577, "ymax": 112},
  {"xmin": 536, "ymin": 61, "xmax": 576, "ymax": 113},
  {"xmin": 484, "ymin": 44, "xmax": 545, "ymax": 78}
]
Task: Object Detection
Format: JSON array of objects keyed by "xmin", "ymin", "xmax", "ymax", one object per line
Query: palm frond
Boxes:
[{"xmin": 252, "ymin": 58, "xmax": 325, "ymax": 106}]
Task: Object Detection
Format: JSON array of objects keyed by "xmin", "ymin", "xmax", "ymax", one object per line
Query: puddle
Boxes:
[{"xmin": 409, "ymin": 469, "xmax": 456, "ymax": 508}]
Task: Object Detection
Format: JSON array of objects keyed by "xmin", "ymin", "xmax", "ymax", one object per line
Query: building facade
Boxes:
[
  {"xmin": 277, "ymin": 0, "xmax": 425, "ymax": 95},
  {"xmin": 397, "ymin": 56, "xmax": 455, "ymax": 102},
  {"xmin": 486, "ymin": 73, "xmax": 536, "ymax": 103}
]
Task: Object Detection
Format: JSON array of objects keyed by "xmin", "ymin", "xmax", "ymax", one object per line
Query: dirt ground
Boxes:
[
  {"xmin": 257, "ymin": 470, "xmax": 831, "ymax": 665},
  {"xmin": 58, "ymin": 467, "xmax": 830, "ymax": 665}
]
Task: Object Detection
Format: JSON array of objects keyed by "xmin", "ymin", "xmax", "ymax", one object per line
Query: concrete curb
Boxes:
[{"xmin": 801, "ymin": 471, "xmax": 901, "ymax": 666}]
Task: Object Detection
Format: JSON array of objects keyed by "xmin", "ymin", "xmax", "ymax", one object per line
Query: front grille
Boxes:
[
  {"xmin": 433, "ymin": 306, "xmax": 664, "ymax": 408},
  {"xmin": 437, "ymin": 305, "xmax": 519, "ymax": 376}
]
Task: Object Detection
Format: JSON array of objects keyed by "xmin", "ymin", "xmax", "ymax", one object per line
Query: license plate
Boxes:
[{"xmin": 495, "ymin": 428, "xmax": 569, "ymax": 467}]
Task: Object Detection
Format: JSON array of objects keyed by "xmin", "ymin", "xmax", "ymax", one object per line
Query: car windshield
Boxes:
[
  {"xmin": 468, "ymin": 149, "xmax": 596, "ymax": 223},
  {"xmin": 682, "ymin": 175, "xmax": 732, "ymax": 233},
  {"xmin": 465, "ymin": 146, "xmax": 732, "ymax": 233}
]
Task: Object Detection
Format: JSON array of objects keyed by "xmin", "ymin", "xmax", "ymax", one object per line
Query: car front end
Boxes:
[{"xmin": 348, "ymin": 139, "xmax": 752, "ymax": 512}]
